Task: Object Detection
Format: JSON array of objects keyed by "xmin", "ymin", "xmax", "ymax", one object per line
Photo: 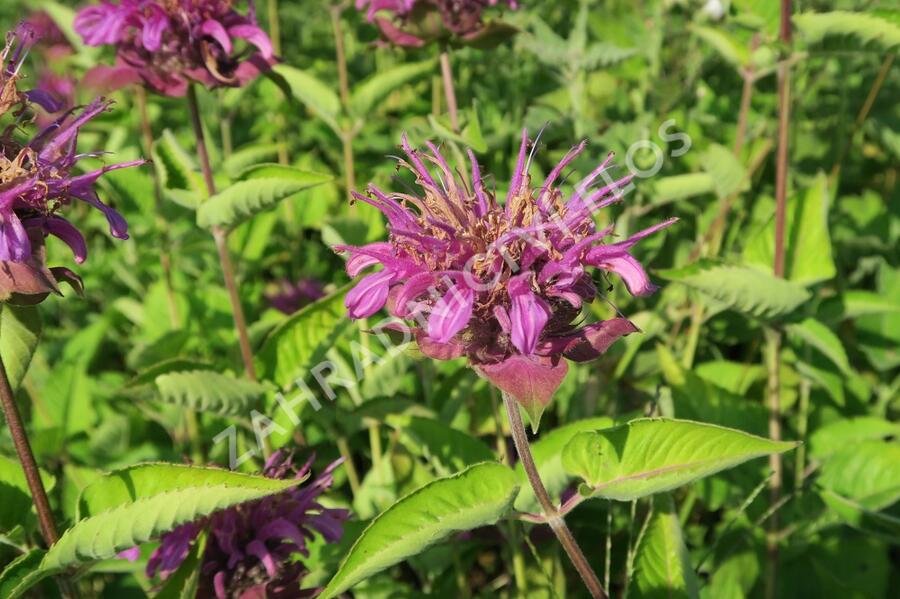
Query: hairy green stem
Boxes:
[{"xmin": 502, "ymin": 391, "xmax": 608, "ymax": 599}]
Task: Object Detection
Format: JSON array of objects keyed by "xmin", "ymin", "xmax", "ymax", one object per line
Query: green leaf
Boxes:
[
  {"xmin": 271, "ymin": 65, "xmax": 342, "ymax": 131},
  {"xmin": 691, "ymin": 25, "xmax": 751, "ymax": 68},
  {"xmin": 819, "ymin": 489, "xmax": 900, "ymax": 544},
  {"xmin": 786, "ymin": 317, "xmax": 851, "ymax": 375},
  {"xmin": 632, "ymin": 494, "xmax": 700, "ymax": 599},
  {"xmin": 810, "ymin": 417, "xmax": 900, "ymax": 460},
  {"xmin": 256, "ymin": 286, "xmax": 352, "ymax": 388},
  {"xmin": 650, "ymin": 173, "xmax": 715, "ymax": 205},
  {"xmin": 658, "ymin": 260, "xmax": 810, "ymax": 319},
  {"xmin": 77, "ymin": 462, "xmax": 304, "ymax": 518},
  {"xmin": 701, "ymin": 144, "xmax": 747, "ymax": 199},
  {"xmin": 794, "ymin": 11, "xmax": 900, "ymax": 52},
  {"xmin": 817, "ymin": 441, "xmax": 900, "ymax": 510},
  {"xmin": 152, "ymin": 130, "xmax": 204, "ymax": 207},
  {"xmin": 320, "ymin": 463, "xmax": 519, "ymax": 599},
  {"xmin": 0, "ymin": 304, "xmax": 41, "ymax": 393},
  {"xmin": 0, "ymin": 549, "xmax": 48, "ymax": 599},
  {"xmin": 386, "ymin": 415, "xmax": 494, "ymax": 476},
  {"xmin": 562, "ymin": 419, "xmax": 796, "ymax": 501},
  {"xmin": 40, "ymin": 464, "xmax": 305, "ymax": 574},
  {"xmin": 154, "ymin": 370, "xmax": 270, "ymax": 416},
  {"xmin": 221, "ymin": 143, "xmax": 281, "ymax": 178},
  {"xmin": 196, "ymin": 164, "xmax": 331, "ymax": 229},
  {"xmin": 350, "ymin": 60, "xmax": 435, "ymax": 117},
  {"xmin": 0, "ymin": 455, "xmax": 56, "ymax": 533},
  {"xmin": 743, "ymin": 174, "xmax": 836, "ymax": 285},
  {"xmin": 514, "ymin": 417, "xmax": 614, "ymax": 512}
]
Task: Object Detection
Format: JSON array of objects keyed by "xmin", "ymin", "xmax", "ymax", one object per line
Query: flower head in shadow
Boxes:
[
  {"xmin": 357, "ymin": 0, "xmax": 518, "ymax": 47},
  {"xmin": 75, "ymin": 0, "xmax": 275, "ymax": 96},
  {"xmin": 147, "ymin": 452, "xmax": 349, "ymax": 599},
  {"xmin": 336, "ymin": 131, "xmax": 675, "ymax": 426},
  {"xmin": 0, "ymin": 26, "xmax": 142, "ymax": 303}
]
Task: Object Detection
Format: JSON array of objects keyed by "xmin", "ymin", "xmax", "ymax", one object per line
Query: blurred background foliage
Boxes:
[{"xmin": 0, "ymin": 0, "xmax": 897, "ymax": 597}]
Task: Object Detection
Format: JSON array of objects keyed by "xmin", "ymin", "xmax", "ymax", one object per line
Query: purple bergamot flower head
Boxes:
[
  {"xmin": 0, "ymin": 25, "xmax": 142, "ymax": 303},
  {"xmin": 74, "ymin": 0, "xmax": 275, "ymax": 97},
  {"xmin": 357, "ymin": 0, "xmax": 518, "ymax": 47},
  {"xmin": 147, "ymin": 452, "xmax": 349, "ymax": 599},
  {"xmin": 336, "ymin": 131, "xmax": 676, "ymax": 426}
]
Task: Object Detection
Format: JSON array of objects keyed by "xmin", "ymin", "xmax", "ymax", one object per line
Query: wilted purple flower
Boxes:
[
  {"xmin": 147, "ymin": 453, "xmax": 349, "ymax": 599},
  {"xmin": 0, "ymin": 27, "xmax": 142, "ymax": 302},
  {"xmin": 74, "ymin": 0, "xmax": 275, "ymax": 97},
  {"xmin": 266, "ymin": 277, "xmax": 326, "ymax": 314},
  {"xmin": 357, "ymin": 0, "xmax": 518, "ymax": 47},
  {"xmin": 336, "ymin": 132, "xmax": 675, "ymax": 425}
]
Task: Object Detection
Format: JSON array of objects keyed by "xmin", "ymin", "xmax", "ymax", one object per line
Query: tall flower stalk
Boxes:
[
  {"xmin": 337, "ymin": 132, "xmax": 674, "ymax": 596},
  {"xmin": 186, "ymin": 84, "xmax": 258, "ymax": 381},
  {"xmin": 0, "ymin": 25, "xmax": 142, "ymax": 598},
  {"xmin": 75, "ymin": 0, "xmax": 277, "ymax": 381}
]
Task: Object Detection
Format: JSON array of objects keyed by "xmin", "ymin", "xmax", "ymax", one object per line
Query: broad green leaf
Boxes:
[
  {"xmin": 78, "ymin": 463, "xmax": 304, "ymax": 518},
  {"xmin": 0, "ymin": 549, "xmax": 47, "ymax": 599},
  {"xmin": 154, "ymin": 370, "xmax": 270, "ymax": 416},
  {"xmin": 743, "ymin": 174, "xmax": 836, "ymax": 285},
  {"xmin": 320, "ymin": 462, "xmax": 519, "ymax": 599},
  {"xmin": 694, "ymin": 360, "xmax": 766, "ymax": 395},
  {"xmin": 821, "ymin": 290, "xmax": 900, "ymax": 322},
  {"xmin": 794, "ymin": 11, "xmax": 900, "ymax": 52},
  {"xmin": 786, "ymin": 318, "xmax": 851, "ymax": 375},
  {"xmin": 514, "ymin": 417, "xmax": 614, "ymax": 512},
  {"xmin": 386, "ymin": 415, "xmax": 494, "ymax": 476},
  {"xmin": 0, "ymin": 455, "xmax": 56, "ymax": 533},
  {"xmin": 0, "ymin": 304, "xmax": 41, "ymax": 393},
  {"xmin": 196, "ymin": 164, "xmax": 331, "ymax": 229},
  {"xmin": 256, "ymin": 286, "xmax": 352, "ymax": 388},
  {"xmin": 817, "ymin": 441, "xmax": 900, "ymax": 510},
  {"xmin": 810, "ymin": 417, "xmax": 900, "ymax": 460},
  {"xmin": 44, "ymin": 479, "xmax": 299, "ymax": 572},
  {"xmin": 271, "ymin": 65, "xmax": 341, "ymax": 131},
  {"xmin": 221, "ymin": 143, "xmax": 281, "ymax": 178},
  {"xmin": 562, "ymin": 419, "xmax": 796, "ymax": 501},
  {"xmin": 350, "ymin": 60, "xmax": 435, "ymax": 117},
  {"xmin": 819, "ymin": 489, "xmax": 900, "ymax": 544},
  {"xmin": 659, "ymin": 260, "xmax": 810, "ymax": 319},
  {"xmin": 632, "ymin": 494, "xmax": 700, "ymax": 599}
]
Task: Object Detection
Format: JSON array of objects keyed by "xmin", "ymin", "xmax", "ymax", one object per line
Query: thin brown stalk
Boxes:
[
  {"xmin": 0, "ymin": 356, "xmax": 77, "ymax": 598},
  {"xmin": 440, "ymin": 50, "xmax": 460, "ymax": 132},
  {"xmin": 502, "ymin": 392, "xmax": 608, "ymax": 599},
  {"xmin": 186, "ymin": 85, "xmax": 258, "ymax": 381},
  {"xmin": 829, "ymin": 53, "xmax": 895, "ymax": 185},
  {"xmin": 766, "ymin": 3, "xmax": 793, "ymax": 597}
]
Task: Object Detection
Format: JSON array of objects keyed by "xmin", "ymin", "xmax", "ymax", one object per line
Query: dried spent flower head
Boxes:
[
  {"xmin": 74, "ymin": 0, "xmax": 275, "ymax": 97},
  {"xmin": 336, "ymin": 131, "xmax": 676, "ymax": 426},
  {"xmin": 147, "ymin": 452, "xmax": 349, "ymax": 599},
  {"xmin": 0, "ymin": 26, "xmax": 142, "ymax": 303},
  {"xmin": 357, "ymin": 0, "xmax": 518, "ymax": 47}
]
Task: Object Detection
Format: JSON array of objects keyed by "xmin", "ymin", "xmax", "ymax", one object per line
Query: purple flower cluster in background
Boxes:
[
  {"xmin": 147, "ymin": 452, "xmax": 349, "ymax": 599},
  {"xmin": 266, "ymin": 277, "xmax": 326, "ymax": 314},
  {"xmin": 74, "ymin": 0, "xmax": 275, "ymax": 96},
  {"xmin": 337, "ymin": 132, "xmax": 675, "ymax": 422},
  {"xmin": 0, "ymin": 26, "xmax": 141, "ymax": 301},
  {"xmin": 357, "ymin": 0, "xmax": 518, "ymax": 47}
]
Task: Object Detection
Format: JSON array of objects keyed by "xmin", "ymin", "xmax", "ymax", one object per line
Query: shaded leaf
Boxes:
[
  {"xmin": 632, "ymin": 494, "xmax": 700, "ymax": 599},
  {"xmin": 154, "ymin": 370, "xmax": 270, "ymax": 416}
]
